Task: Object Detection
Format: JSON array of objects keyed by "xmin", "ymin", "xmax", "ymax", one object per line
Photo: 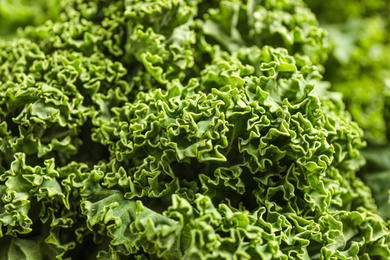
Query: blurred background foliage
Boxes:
[
  {"xmin": 305, "ymin": 0, "xmax": 390, "ymax": 220},
  {"xmin": 305, "ymin": 0, "xmax": 390, "ymax": 145},
  {"xmin": 0, "ymin": 0, "xmax": 62, "ymax": 39}
]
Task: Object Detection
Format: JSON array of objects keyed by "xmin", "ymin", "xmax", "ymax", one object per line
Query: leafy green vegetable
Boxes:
[{"xmin": 0, "ymin": 0, "xmax": 390, "ymax": 259}]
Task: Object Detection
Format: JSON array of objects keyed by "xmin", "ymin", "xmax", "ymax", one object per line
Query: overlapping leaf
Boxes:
[{"xmin": 0, "ymin": 0, "xmax": 389, "ymax": 259}]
